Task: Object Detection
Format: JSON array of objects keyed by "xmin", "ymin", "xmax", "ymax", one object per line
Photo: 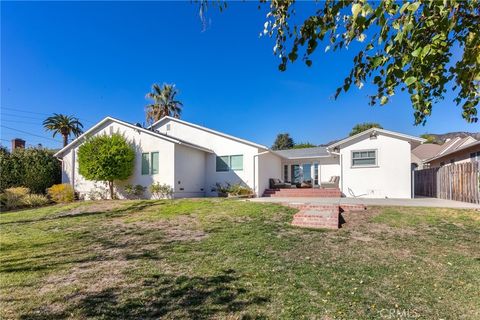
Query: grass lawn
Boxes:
[{"xmin": 1, "ymin": 199, "xmax": 479, "ymax": 319}]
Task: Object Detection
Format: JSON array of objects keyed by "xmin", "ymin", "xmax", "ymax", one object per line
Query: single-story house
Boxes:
[
  {"xmin": 54, "ymin": 116, "xmax": 425, "ymax": 199},
  {"xmin": 424, "ymin": 139, "xmax": 480, "ymax": 167}
]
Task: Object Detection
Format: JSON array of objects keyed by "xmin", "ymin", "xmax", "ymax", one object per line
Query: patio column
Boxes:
[{"xmin": 310, "ymin": 163, "xmax": 315, "ymax": 185}]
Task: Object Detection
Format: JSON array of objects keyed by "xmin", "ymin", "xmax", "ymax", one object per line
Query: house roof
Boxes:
[
  {"xmin": 425, "ymin": 140, "xmax": 480, "ymax": 163},
  {"xmin": 150, "ymin": 116, "xmax": 270, "ymax": 150},
  {"xmin": 411, "ymin": 143, "xmax": 443, "ymax": 160},
  {"xmin": 328, "ymin": 128, "xmax": 425, "ymax": 149},
  {"xmin": 54, "ymin": 117, "xmax": 213, "ymax": 158},
  {"xmin": 273, "ymin": 147, "xmax": 331, "ymax": 159}
]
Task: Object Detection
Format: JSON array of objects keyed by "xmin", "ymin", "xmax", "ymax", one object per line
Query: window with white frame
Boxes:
[
  {"xmin": 351, "ymin": 150, "xmax": 377, "ymax": 167},
  {"xmin": 216, "ymin": 155, "xmax": 243, "ymax": 172}
]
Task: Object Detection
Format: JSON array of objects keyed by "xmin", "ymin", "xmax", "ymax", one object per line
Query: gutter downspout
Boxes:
[{"xmin": 253, "ymin": 150, "xmax": 271, "ymax": 197}]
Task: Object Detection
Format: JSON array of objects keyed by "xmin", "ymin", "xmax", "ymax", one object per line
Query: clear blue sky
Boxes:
[{"xmin": 1, "ymin": 1, "xmax": 478, "ymax": 149}]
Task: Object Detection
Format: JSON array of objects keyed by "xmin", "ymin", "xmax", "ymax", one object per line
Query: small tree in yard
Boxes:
[{"xmin": 78, "ymin": 134, "xmax": 135, "ymax": 199}]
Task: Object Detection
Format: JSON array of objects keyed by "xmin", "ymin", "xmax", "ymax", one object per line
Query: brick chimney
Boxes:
[{"xmin": 11, "ymin": 138, "xmax": 26, "ymax": 150}]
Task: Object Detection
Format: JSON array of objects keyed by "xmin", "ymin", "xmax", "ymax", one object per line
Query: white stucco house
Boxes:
[{"xmin": 54, "ymin": 116, "xmax": 425, "ymax": 199}]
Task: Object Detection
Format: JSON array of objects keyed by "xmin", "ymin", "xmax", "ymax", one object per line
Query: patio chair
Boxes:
[
  {"xmin": 321, "ymin": 176, "xmax": 340, "ymax": 189},
  {"xmin": 269, "ymin": 178, "xmax": 293, "ymax": 189}
]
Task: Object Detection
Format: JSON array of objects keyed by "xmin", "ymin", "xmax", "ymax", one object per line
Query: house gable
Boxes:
[
  {"xmin": 151, "ymin": 116, "xmax": 269, "ymax": 150},
  {"xmin": 328, "ymin": 128, "xmax": 425, "ymax": 150},
  {"xmin": 54, "ymin": 117, "xmax": 212, "ymax": 158}
]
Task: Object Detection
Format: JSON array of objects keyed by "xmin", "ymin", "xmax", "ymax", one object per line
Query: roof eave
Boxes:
[
  {"xmin": 151, "ymin": 116, "xmax": 270, "ymax": 150},
  {"xmin": 328, "ymin": 128, "xmax": 425, "ymax": 149}
]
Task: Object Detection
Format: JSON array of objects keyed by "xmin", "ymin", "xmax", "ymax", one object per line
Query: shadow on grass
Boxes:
[
  {"xmin": 0, "ymin": 200, "xmax": 159, "ymax": 226},
  {"xmin": 20, "ymin": 269, "xmax": 269, "ymax": 319}
]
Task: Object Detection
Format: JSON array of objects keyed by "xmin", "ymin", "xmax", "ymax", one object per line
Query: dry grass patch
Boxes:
[{"xmin": 1, "ymin": 200, "xmax": 479, "ymax": 319}]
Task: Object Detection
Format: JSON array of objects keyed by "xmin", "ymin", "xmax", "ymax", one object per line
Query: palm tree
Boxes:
[
  {"xmin": 145, "ymin": 83, "xmax": 183, "ymax": 125},
  {"xmin": 43, "ymin": 113, "xmax": 84, "ymax": 147}
]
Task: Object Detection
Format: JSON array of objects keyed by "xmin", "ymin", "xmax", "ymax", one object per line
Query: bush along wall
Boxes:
[{"xmin": 0, "ymin": 146, "xmax": 61, "ymax": 194}]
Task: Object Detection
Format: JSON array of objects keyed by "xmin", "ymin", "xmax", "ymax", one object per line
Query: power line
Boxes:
[
  {"xmin": 1, "ymin": 113, "xmax": 46, "ymax": 120},
  {"xmin": 1, "ymin": 106, "xmax": 52, "ymax": 116},
  {"xmin": 0, "ymin": 119, "xmax": 43, "ymax": 126},
  {"xmin": 1, "ymin": 125, "xmax": 61, "ymax": 143},
  {"xmin": 1, "ymin": 106, "xmax": 98, "ymax": 125}
]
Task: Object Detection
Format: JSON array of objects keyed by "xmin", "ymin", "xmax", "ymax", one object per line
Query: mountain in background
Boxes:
[{"xmin": 421, "ymin": 132, "xmax": 480, "ymax": 144}]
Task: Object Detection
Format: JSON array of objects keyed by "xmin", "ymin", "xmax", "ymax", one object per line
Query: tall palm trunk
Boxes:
[{"xmin": 62, "ymin": 134, "xmax": 68, "ymax": 147}]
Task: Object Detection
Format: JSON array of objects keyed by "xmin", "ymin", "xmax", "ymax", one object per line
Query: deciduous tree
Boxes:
[{"xmin": 78, "ymin": 134, "xmax": 135, "ymax": 199}]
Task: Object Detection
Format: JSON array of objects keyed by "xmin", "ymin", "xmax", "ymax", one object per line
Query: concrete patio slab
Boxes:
[{"xmin": 248, "ymin": 196, "xmax": 480, "ymax": 210}]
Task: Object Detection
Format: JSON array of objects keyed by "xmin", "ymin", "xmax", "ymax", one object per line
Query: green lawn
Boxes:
[{"xmin": 1, "ymin": 200, "xmax": 479, "ymax": 319}]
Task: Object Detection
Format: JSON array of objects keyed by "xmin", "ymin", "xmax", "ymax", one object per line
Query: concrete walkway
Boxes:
[{"xmin": 248, "ymin": 196, "xmax": 480, "ymax": 209}]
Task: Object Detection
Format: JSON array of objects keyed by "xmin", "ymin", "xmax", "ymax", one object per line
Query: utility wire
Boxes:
[
  {"xmin": 1, "ymin": 106, "xmax": 51, "ymax": 116},
  {"xmin": 1, "ymin": 107, "xmax": 98, "ymax": 125},
  {"xmin": 0, "ymin": 113, "xmax": 47, "ymax": 120},
  {"xmin": 1, "ymin": 125, "xmax": 61, "ymax": 143},
  {"xmin": 0, "ymin": 119, "xmax": 43, "ymax": 125}
]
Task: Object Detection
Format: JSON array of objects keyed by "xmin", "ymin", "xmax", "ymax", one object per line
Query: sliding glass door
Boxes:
[
  {"xmin": 291, "ymin": 165, "xmax": 301, "ymax": 183},
  {"xmin": 289, "ymin": 163, "xmax": 319, "ymax": 187}
]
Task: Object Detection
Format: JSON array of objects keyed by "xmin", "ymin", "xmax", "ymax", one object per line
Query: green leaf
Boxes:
[
  {"xmin": 407, "ymin": 2, "xmax": 421, "ymax": 13},
  {"xmin": 399, "ymin": 2, "xmax": 409, "ymax": 14},
  {"xmin": 351, "ymin": 3, "xmax": 362, "ymax": 18},
  {"xmin": 405, "ymin": 76, "xmax": 417, "ymax": 86},
  {"xmin": 411, "ymin": 47, "xmax": 422, "ymax": 57}
]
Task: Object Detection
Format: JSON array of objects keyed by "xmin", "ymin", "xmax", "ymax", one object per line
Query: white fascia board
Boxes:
[{"xmin": 150, "ymin": 116, "xmax": 270, "ymax": 150}]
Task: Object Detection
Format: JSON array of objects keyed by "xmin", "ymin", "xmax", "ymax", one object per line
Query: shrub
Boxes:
[
  {"xmin": 47, "ymin": 184, "xmax": 75, "ymax": 203},
  {"xmin": 1, "ymin": 187, "xmax": 30, "ymax": 210},
  {"xmin": 2, "ymin": 187, "xmax": 29, "ymax": 210},
  {"xmin": 213, "ymin": 182, "xmax": 231, "ymax": 197},
  {"xmin": 5, "ymin": 187, "xmax": 30, "ymax": 197},
  {"xmin": 213, "ymin": 183, "xmax": 253, "ymax": 198},
  {"xmin": 0, "ymin": 147, "xmax": 61, "ymax": 194},
  {"xmin": 149, "ymin": 182, "xmax": 173, "ymax": 199},
  {"xmin": 78, "ymin": 133, "xmax": 135, "ymax": 199},
  {"xmin": 22, "ymin": 194, "xmax": 50, "ymax": 207},
  {"xmin": 124, "ymin": 184, "xmax": 146, "ymax": 199}
]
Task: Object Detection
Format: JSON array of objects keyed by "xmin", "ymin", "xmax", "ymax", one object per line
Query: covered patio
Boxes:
[{"xmin": 265, "ymin": 147, "xmax": 342, "ymax": 197}]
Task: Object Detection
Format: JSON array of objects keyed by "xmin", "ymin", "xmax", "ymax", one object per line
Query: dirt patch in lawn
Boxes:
[
  {"xmin": 340, "ymin": 208, "xmax": 418, "ymax": 237},
  {"xmin": 130, "ymin": 214, "xmax": 208, "ymax": 242},
  {"xmin": 55, "ymin": 201, "xmax": 126, "ymax": 218},
  {"xmin": 40, "ymin": 259, "xmax": 130, "ymax": 295}
]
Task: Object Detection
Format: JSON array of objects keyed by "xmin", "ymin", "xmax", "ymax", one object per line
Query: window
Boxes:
[
  {"xmin": 142, "ymin": 152, "xmax": 159, "ymax": 175},
  {"xmin": 352, "ymin": 150, "xmax": 377, "ymax": 167},
  {"xmin": 151, "ymin": 152, "xmax": 159, "ymax": 174},
  {"xmin": 216, "ymin": 155, "xmax": 243, "ymax": 172},
  {"xmin": 216, "ymin": 156, "xmax": 229, "ymax": 172},
  {"xmin": 283, "ymin": 165, "xmax": 288, "ymax": 182},
  {"xmin": 141, "ymin": 153, "xmax": 150, "ymax": 175},
  {"xmin": 471, "ymin": 151, "xmax": 480, "ymax": 162},
  {"xmin": 230, "ymin": 155, "xmax": 243, "ymax": 171}
]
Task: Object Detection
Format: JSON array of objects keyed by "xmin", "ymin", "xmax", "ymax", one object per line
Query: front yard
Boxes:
[{"xmin": 1, "ymin": 200, "xmax": 479, "ymax": 319}]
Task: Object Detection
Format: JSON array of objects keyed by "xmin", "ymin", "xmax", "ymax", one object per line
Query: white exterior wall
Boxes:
[
  {"xmin": 318, "ymin": 157, "xmax": 341, "ymax": 183},
  {"xmin": 174, "ymin": 144, "xmax": 207, "ymax": 198},
  {"xmin": 257, "ymin": 152, "xmax": 283, "ymax": 193},
  {"xmin": 339, "ymin": 133, "xmax": 412, "ymax": 198},
  {"xmin": 61, "ymin": 121, "xmax": 176, "ymax": 199},
  {"xmin": 154, "ymin": 119, "xmax": 279, "ymax": 196}
]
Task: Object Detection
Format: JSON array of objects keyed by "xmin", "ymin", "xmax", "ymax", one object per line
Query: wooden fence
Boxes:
[{"xmin": 414, "ymin": 161, "xmax": 480, "ymax": 204}]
